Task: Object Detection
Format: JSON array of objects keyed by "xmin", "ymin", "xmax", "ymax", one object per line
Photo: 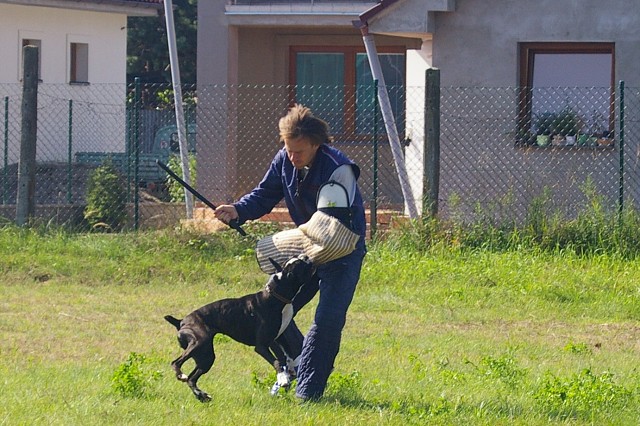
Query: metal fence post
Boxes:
[
  {"xmin": 133, "ymin": 77, "xmax": 141, "ymax": 230},
  {"xmin": 16, "ymin": 45, "xmax": 38, "ymax": 226},
  {"xmin": 371, "ymin": 79, "xmax": 379, "ymax": 239},
  {"xmin": 67, "ymin": 99, "xmax": 73, "ymax": 204},
  {"xmin": 618, "ymin": 80, "xmax": 625, "ymax": 220},
  {"xmin": 3, "ymin": 96, "xmax": 8, "ymax": 205},
  {"xmin": 423, "ymin": 68, "xmax": 440, "ymax": 219}
]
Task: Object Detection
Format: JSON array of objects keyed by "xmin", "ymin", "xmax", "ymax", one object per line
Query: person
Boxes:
[{"xmin": 214, "ymin": 104, "xmax": 367, "ymax": 401}]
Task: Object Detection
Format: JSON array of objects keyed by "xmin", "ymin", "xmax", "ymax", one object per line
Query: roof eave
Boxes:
[{"xmin": 0, "ymin": 0, "xmax": 162, "ymax": 16}]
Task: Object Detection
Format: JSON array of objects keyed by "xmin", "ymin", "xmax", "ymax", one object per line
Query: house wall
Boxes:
[
  {"xmin": 0, "ymin": 3, "xmax": 128, "ymax": 164},
  {"xmin": 0, "ymin": 3, "xmax": 127, "ymax": 84},
  {"xmin": 196, "ymin": 0, "xmax": 426, "ymax": 204},
  {"xmin": 432, "ymin": 0, "xmax": 640, "ymax": 87},
  {"xmin": 425, "ymin": 0, "xmax": 640, "ymax": 219}
]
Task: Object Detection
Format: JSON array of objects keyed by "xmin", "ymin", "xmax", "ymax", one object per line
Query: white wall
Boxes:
[
  {"xmin": 0, "ymin": 3, "xmax": 127, "ymax": 84},
  {"xmin": 0, "ymin": 3, "xmax": 128, "ymax": 163}
]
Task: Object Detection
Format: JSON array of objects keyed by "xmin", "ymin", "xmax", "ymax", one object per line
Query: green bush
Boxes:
[
  {"xmin": 111, "ymin": 352, "xmax": 162, "ymax": 398},
  {"xmin": 84, "ymin": 161, "xmax": 127, "ymax": 231},
  {"xmin": 166, "ymin": 153, "xmax": 197, "ymax": 203}
]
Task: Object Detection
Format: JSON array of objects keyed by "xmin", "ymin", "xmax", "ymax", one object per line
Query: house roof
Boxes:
[
  {"xmin": 357, "ymin": 0, "xmax": 456, "ymax": 39},
  {"xmin": 0, "ymin": 0, "xmax": 163, "ymax": 16},
  {"xmin": 224, "ymin": 0, "xmax": 378, "ymax": 27}
]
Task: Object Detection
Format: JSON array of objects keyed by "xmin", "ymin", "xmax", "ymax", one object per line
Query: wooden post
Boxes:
[
  {"xmin": 16, "ymin": 45, "xmax": 38, "ymax": 226},
  {"xmin": 423, "ymin": 68, "xmax": 440, "ymax": 219}
]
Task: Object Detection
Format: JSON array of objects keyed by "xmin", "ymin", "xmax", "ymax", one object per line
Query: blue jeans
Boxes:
[{"xmin": 280, "ymin": 244, "xmax": 366, "ymax": 400}]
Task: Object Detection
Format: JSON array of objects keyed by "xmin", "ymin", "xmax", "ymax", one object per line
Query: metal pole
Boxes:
[
  {"xmin": 134, "ymin": 77, "xmax": 141, "ymax": 230},
  {"xmin": 3, "ymin": 96, "xmax": 8, "ymax": 205},
  {"xmin": 370, "ymin": 80, "xmax": 378, "ymax": 239},
  {"xmin": 360, "ymin": 26, "xmax": 418, "ymax": 218},
  {"xmin": 424, "ymin": 68, "xmax": 441, "ymax": 219},
  {"xmin": 67, "ymin": 99, "xmax": 73, "ymax": 204},
  {"xmin": 163, "ymin": 0, "xmax": 194, "ymax": 219},
  {"xmin": 618, "ymin": 80, "xmax": 625, "ymax": 220}
]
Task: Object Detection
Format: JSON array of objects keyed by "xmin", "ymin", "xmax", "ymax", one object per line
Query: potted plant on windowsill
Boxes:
[
  {"xmin": 552, "ymin": 108, "xmax": 581, "ymax": 146},
  {"xmin": 597, "ymin": 130, "xmax": 614, "ymax": 147},
  {"xmin": 534, "ymin": 112, "xmax": 555, "ymax": 147}
]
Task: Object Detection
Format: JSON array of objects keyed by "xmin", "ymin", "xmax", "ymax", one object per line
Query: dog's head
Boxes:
[{"xmin": 268, "ymin": 254, "xmax": 314, "ymax": 299}]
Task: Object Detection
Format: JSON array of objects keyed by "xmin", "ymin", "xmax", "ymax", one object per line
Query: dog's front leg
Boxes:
[
  {"xmin": 269, "ymin": 342, "xmax": 292, "ymax": 388},
  {"xmin": 255, "ymin": 343, "xmax": 290, "ymax": 388}
]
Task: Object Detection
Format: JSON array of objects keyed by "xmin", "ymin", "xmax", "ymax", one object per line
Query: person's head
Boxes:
[{"xmin": 279, "ymin": 104, "xmax": 332, "ymax": 169}]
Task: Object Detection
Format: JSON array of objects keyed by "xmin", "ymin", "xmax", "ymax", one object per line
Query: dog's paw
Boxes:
[
  {"xmin": 177, "ymin": 373, "xmax": 188, "ymax": 382},
  {"xmin": 276, "ymin": 371, "xmax": 291, "ymax": 387},
  {"xmin": 194, "ymin": 390, "xmax": 212, "ymax": 403}
]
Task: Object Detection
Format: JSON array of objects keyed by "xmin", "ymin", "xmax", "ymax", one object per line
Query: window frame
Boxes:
[
  {"xmin": 289, "ymin": 45, "xmax": 406, "ymax": 141},
  {"xmin": 69, "ymin": 42, "xmax": 89, "ymax": 84},
  {"xmin": 67, "ymin": 35, "xmax": 90, "ymax": 85},
  {"xmin": 518, "ymin": 42, "xmax": 616, "ymax": 146},
  {"xmin": 18, "ymin": 30, "xmax": 43, "ymax": 81}
]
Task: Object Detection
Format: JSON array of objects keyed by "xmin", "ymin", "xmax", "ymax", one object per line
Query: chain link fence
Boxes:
[{"xmin": 1, "ymin": 79, "xmax": 639, "ymax": 234}]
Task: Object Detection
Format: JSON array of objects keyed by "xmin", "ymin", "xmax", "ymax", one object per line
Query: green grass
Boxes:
[{"xmin": 1, "ymin": 225, "xmax": 639, "ymax": 425}]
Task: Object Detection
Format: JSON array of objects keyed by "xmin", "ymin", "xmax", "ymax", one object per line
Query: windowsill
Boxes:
[
  {"xmin": 515, "ymin": 141, "xmax": 616, "ymax": 150},
  {"xmin": 69, "ymin": 81, "xmax": 90, "ymax": 86}
]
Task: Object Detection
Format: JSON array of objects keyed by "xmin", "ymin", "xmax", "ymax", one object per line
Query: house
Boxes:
[
  {"xmin": 198, "ymin": 0, "xmax": 640, "ymax": 220},
  {"xmin": 0, "ymin": 0, "xmax": 162, "ymax": 163}
]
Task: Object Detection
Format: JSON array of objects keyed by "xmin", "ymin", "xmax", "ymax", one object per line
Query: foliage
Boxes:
[
  {"xmin": 533, "ymin": 369, "xmax": 633, "ymax": 418},
  {"xmin": 166, "ymin": 153, "xmax": 197, "ymax": 203},
  {"xmin": 382, "ymin": 179, "xmax": 640, "ymax": 258},
  {"xmin": 2, "ymin": 227, "xmax": 640, "ymax": 424},
  {"xmin": 126, "ymin": 0, "xmax": 197, "ymax": 84},
  {"xmin": 551, "ymin": 107, "xmax": 581, "ymax": 136},
  {"xmin": 83, "ymin": 161, "xmax": 127, "ymax": 232},
  {"xmin": 111, "ymin": 352, "xmax": 162, "ymax": 398},
  {"xmin": 534, "ymin": 112, "xmax": 556, "ymax": 135}
]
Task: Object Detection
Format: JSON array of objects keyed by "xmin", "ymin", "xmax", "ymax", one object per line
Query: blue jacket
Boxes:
[{"xmin": 234, "ymin": 144, "xmax": 366, "ymax": 240}]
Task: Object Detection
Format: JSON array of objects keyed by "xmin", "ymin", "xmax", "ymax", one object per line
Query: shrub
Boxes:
[
  {"xmin": 111, "ymin": 352, "xmax": 162, "ymax": 398},
  {"xmin": 166, "ymin": 153, "xmax": 197, "ymax": 203},
  {"xmin": 533, "ymin": 368, "xmax": 632, "ymax": 418},
  {"xmin": 84, "ymin": 161, "xmax": 127, "ymax": 231}
]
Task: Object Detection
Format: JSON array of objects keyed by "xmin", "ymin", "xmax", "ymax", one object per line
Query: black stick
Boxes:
[{"xmin": 156, "ymin": 159, "xmax": 247, "ymax": 236}]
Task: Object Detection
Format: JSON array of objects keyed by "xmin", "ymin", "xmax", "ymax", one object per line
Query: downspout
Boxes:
[
  {"xmin": 353, "ymin": 3, "xmax": 418, "ymax": 219},
  {"xmin": 163, "ymin": 0, "xmax": 194, "ymax": 218}
]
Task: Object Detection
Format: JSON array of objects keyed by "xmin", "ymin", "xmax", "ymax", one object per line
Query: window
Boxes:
[
  {"xmin": 20, "ymin": 38, "xmax": 42, "ymax": 80},
  {"xmin": 518, "ymin": 42, "xmax": 615, "ymax": 147},
  {"xmin": 69, "ymin": 42, "xmax": 89, "ymax": 84},
  {"xmin": 290, "ymin": 46, "xmax": 405, "ymax": 139}
]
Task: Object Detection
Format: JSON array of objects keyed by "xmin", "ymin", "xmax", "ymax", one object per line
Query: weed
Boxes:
[
  {"xmin": 327, "ymin": 370, "xmax": 361, "ymax": 398},
  {"xmin": 563, "ymin": 341, "xmax": 593, "ymax": 355},
  {"xmin": 477, "ymin": 353, "xmax": 526, "ymax": 388},
  {"xmin": 111, "ymin": 352, "xmax": 162, "ymax": 398},
  {"xmin": 533, "ymin": 368, "xmax": 632, "ymax": 418}
]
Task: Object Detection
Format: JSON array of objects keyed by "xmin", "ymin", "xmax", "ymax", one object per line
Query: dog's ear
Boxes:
[{"xmin": 268, "ymin": 257, "xmax": 283, "ymax": 273}]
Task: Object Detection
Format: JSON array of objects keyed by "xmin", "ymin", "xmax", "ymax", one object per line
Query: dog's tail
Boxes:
[{"xmin": 164, "ymin": 315, "xmax": 182, "ymax": 330}]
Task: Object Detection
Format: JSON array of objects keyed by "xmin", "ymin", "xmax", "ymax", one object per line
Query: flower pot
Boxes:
[
  {"xmin": 597, "ymin": 137, "xmax": 614, "ymax": 147},
  {"xmin": 577, "ymin": 134, "xmax": 589, "ymax": 146},
  {"xmin": 565, "ymin": 135, "xmax": 576, "ymax": 146},
  {"xmin": 536, "ymin": 135, "xmax": 550, "ymax": 147},
  {"xmin": 552, "ymin": 135, "xmax": 565, "ymax": 146}
]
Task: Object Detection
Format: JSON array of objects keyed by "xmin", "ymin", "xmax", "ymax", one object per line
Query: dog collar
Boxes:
[{"xmin": 265, "ymin": 282, "xmax": 293, "ymax": 304}]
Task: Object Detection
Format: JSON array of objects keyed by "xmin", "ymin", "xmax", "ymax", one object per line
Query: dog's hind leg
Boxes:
[
  {"xmin": 170, "ymin": 329, "xmax": 202, "ymax": 382},
  {"xmin": 186, "ymin": 342, "xmax": 215, "ymax": 403}
]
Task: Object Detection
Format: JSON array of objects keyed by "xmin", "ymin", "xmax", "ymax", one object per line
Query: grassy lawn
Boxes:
[{"xmin": 0, "ymin": 225, "xmax": 639, "ymax": 425}]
